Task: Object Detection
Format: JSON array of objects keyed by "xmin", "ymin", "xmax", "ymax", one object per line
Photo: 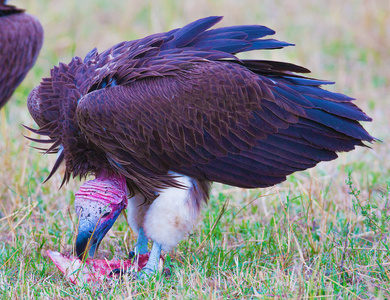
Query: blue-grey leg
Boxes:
[
  {"xmin": 135, "ymin": 227, "xmax": 149, "ymax": 255},
  {"xmin": 140, "ymin": 241, "xmax": 162, "ymax": 278}
]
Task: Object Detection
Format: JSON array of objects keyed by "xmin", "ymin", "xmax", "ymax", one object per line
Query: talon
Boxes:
[
  {"xmin": 141, "ymin": 267, "xmax": 154, "ymax": 275},
  {"xmin": 109, "ymin": 268, "xmax": 124, "ymax": 276},
  {"xmin": 137, "ymin": 272, "xmax": 149, "ymax": 280},
  {"xmin": 128, "ymin": 251, "xmax": 135, "ymax": 259},
  {"xmin": 135, "ymin": 268, "xmax": 155, "ymax": 280}
]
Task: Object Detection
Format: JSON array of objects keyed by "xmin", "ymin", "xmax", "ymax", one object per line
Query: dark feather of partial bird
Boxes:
[
  {"xmin": 27, "ymin": 16, "xmax": 374, "ymax": 202},
  {"xmin": 0, "ymin": 1, "xmax": 43, "ymax": 109}
]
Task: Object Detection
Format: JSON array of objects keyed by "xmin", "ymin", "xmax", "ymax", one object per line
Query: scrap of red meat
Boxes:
[{"xmin": 47, "ymin": 250, "xmax": 160, "ymax": 285}]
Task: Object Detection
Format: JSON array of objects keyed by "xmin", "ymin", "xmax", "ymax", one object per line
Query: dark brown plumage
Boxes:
[
  {"xmin": 0, "ymin": 1, "xmax": 43, "ymax": 109},
  {"xmin": 26, "ymin": 16, "xmax": 375, "ymax": 274},
  {"xmin": 27, "ymin": 16, "xmax": 374, "ymax": 204}
]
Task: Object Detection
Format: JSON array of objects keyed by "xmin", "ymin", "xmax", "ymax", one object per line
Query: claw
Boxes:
[
  {"xmin": 109, "ymin": 268, "xmax": 125, "ymax": 276},
  {"xmin": 128, "ymin": 251, "xmax": 135, "ymax": 259},
  {"xmin": 110, "ymin": 242, "xmax": 164, "ymax": 281}
]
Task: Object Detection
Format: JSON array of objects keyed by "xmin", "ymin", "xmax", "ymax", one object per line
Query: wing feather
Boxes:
[{"xmin": 76, "ymin": 60, "xmax": 373, "ymax": 191}]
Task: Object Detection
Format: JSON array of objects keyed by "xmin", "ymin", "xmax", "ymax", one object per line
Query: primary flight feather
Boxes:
[{"xmin": 27, "ymin": 16, "xmax": 374, "ymax": 277}]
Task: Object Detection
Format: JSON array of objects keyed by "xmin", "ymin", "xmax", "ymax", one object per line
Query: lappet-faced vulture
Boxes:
[
  {"xmin": 0, "ymin": 1, "xmax": 43, "ymax": 109},
  {"xmin": 27, "ymin": 16, "xmax": 374, "ymax": 277}
]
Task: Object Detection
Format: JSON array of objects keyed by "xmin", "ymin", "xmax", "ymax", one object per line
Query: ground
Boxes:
[{"xmin": 0, "ymin": 0, "xmax": 389, "ymax": 298}]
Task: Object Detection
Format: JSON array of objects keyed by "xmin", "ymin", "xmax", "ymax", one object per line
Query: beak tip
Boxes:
[
  {"xmin": 75, "ymin": 231, "xmax": 90, "ymax": 259},
  {"xmin": 75, "ymin": 228, "xmax": 101, "ymax": 259},
  {"xmin": 75, "ymin": 207, "xmax": 122, "ymax": 260}
]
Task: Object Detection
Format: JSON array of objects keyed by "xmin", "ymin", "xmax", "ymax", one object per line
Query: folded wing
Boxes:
[{"xmin": 76, "ymin": 59, "xmax": 373, "ymax": 191}]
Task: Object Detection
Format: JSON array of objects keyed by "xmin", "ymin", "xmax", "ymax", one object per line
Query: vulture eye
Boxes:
[{"xmin": 101, "ymin": 211, "xmax": 110, "ymax": 218}]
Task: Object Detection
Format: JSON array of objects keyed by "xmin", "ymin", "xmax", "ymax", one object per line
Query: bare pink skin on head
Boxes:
[
  {"xmin": 75, "ymin": 171, "xmax": 128, "ymax": 208},
  {"xmin": 75, "ymin": 171, "xmax": 128, "ymax": 225},
  {"xmin": 47, "ymin": 250, "xmax": 155, "ymax": 285}
]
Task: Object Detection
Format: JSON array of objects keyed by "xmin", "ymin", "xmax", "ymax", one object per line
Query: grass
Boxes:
[{"xmin": 1, "ymin": 0, "xmax": 390, "ymax": 298}]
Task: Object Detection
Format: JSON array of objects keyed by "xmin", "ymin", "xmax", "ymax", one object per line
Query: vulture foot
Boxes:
[
  {"xmin": 137, "ymin": 241, "xmax": 163, "ymax": 280},
  {"xmin": 113, "ymin": 241, "xmax": 163, "ymax": 280}
]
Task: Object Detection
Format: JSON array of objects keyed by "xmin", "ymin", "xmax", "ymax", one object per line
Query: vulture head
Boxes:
[{"xmin": 75, "ymin": 172, "xmax": 128, "ymax": 259}]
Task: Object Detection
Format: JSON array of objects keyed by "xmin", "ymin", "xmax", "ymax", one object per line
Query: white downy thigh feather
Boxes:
[
  {"xmin": 143, "ymin": 174, "xmax": 201, "ymax": 252},
  {"xmin": 126, "ymin": 192, "xmax": 149, "ymax": 233}
]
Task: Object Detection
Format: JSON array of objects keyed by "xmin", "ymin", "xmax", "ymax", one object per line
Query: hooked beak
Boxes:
[{"xmin": 75, "ymin": 208, "xmax": 122, "ymax": 259}]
